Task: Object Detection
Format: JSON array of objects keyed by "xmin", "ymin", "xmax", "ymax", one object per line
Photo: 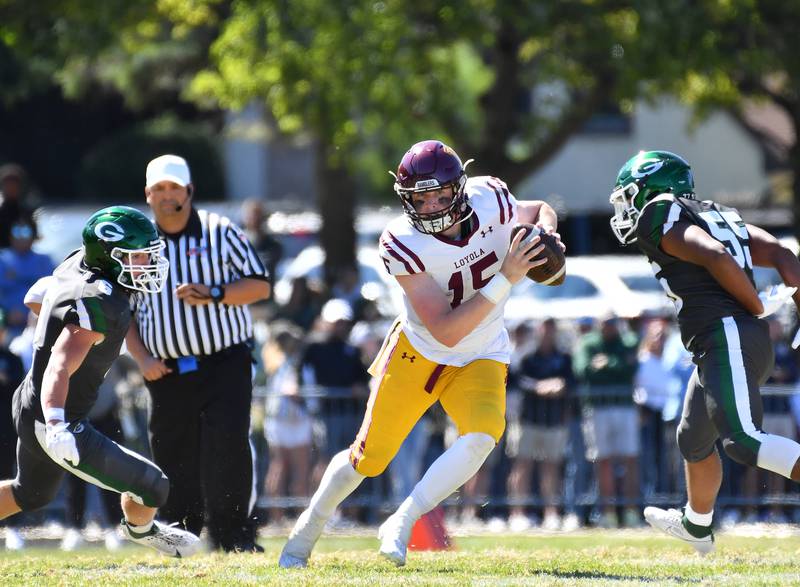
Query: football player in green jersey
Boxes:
[
  {"xmin": 0, "ymin": 206, "xmax": 201, "ymax": 557},
  {"xmin": 610, "ymin": 151, "xmax": 800, "ymax": 554}
]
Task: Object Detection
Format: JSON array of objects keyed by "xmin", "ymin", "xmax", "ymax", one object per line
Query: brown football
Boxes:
[{"xmin": 510, "ymin": 223, "xmax": 566, "ymax": 286}]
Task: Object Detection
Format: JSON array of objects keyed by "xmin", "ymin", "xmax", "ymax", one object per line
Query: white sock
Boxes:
[
  {"xmin": 684, "ymin": 502, "xmax": 713, "ymax": 527},
  {"xmin": 125, "ymin": 519, "xmax": 153, "ymax": 534},
  {"xmin": 396, "ymin": 433, "xmax": 495, "ymax": 521},
  {"xmin": 309, "ymin": 449, "xmax": 365, "ymax": 519}
]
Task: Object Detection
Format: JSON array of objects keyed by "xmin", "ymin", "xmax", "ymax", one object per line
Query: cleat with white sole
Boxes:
[
  {"xmin": 279, "ymin": 508, "xmax": 327, "ymax": 569},
  {"xmin": 278, "ymin": 551, "xmax": 309, "ymax": 568},
  {"xmin": 378, "ymin": 512, "xmax": 415, "ymax": 567},
  {"xmin": 5, "ymin": 528, "xmax": 25, "ymax": 551},
  {"xmin": 104, "ymin": 528, "xmax": 122, "ymax": 552},
  {"xmin": 121, "ymin": 520, "xmax": 201, "ymax": 558},
  {"xmin": 60, "ymin": 528, "xmax": 86, "ymax": 551},
  {"xmin": 643, "ymin": 507, "xmax": 715, "ymax": 555}
]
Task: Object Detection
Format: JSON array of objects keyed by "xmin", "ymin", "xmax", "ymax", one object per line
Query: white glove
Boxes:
[
  {"xmin": 757, "ymin": 284, "xmax": 797, "ymax": 319},
  {"xmin": 45, "ymin": 421, "xmax": 80, "ymax": 466}
]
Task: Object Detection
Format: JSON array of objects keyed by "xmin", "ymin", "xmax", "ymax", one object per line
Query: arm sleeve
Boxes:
[{"xmin": 223, "ymin": 220, "xmax": 270, "ymax": 282}]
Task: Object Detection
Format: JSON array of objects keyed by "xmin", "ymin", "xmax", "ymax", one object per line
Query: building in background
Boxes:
[{"xmin": 221, "ymin": 96, "xmax": 789, "ymax": 256}]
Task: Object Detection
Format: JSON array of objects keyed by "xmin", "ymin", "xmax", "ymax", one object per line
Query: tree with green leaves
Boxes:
[
  {"xmin": 167, "ymin": 0, "xmax": 661, "ymax": 278},
  {"xmin": 633, "ymin": 1, "xmax": 800, "ymax": 237},
  {"xmin": 7, "ymin": 1, "xmax": 798, "ymax": 271}
]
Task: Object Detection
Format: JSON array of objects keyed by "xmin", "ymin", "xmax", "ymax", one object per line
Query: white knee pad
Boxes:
[
  {"xmin": 409, "ymin": 432, "xmax": 496, "ymax": 515},
  {"xmin": 459, "ymin": 432, "xmax": 496, "ymax": 466}
]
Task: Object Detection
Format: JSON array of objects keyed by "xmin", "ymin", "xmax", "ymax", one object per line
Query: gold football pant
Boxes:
[{"xmin": 349, "ymin": 324, "xmax": 507, "ymax": 477}]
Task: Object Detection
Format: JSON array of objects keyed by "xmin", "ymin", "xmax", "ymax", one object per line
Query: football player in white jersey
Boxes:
[{"xmin": 280, "ymin": 139, "xmax": 564, "ymax": 568}]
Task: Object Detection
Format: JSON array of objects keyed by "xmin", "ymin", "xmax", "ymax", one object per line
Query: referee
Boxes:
[{"xmin": 126, "ymin": 154, "xmax": 270, "ymax": 553}]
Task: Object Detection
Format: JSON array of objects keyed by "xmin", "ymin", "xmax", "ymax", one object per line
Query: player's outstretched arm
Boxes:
[
  {"xmin": 41, "ymin": 324, "xmax": 104, "ymax": 417},
  {"xmin": 661, "ymin": 222, "xmax": 764, "ymax": 316},
  {"xmin": 40, "ymin": 324, "xmax": 104, "ymax": 466},
  {"xmin": 748, "ymin": 223, "xmax": 800, "ymax": 312}
]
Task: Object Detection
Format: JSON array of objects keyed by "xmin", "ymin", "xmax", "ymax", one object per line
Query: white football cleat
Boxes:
[
  {"xmin": 378, "ymin": 511, "xmax": 415, "ymax": 567},
  {"xmin": 60, "ymin": 528, "xmax": 86, "ymax": 551},
  {"xmin": 279, "ymin": 508, "xmax": 327, "ymax": 569},
  {"xmin": 121, "ymin": 520, "xmax": 201, "ymax": 558},
  {"xmin": 5, "ymin": 528, "xmax": 25, "ymax": 551},
  {"xmin": 643, "ymin": 507, "xmax": 715, "ymax": 555},
  {"xmin": 104, "ymin": 528, "xmax": 123, "ymax": 551}
]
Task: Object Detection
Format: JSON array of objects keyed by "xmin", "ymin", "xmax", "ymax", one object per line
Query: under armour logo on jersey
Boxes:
[
  {"xmin": 94, "ymin": 221, "xmax": 125, "ymax": 242},
  {"xmin": 480, "ymin": 226, "xmax": 494, "ymax": 238},
  {"xmin": 401, "ymin": 352, "xmax": 416, "ymax": 362}
]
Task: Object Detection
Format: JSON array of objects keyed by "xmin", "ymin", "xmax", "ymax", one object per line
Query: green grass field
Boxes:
[{"xmin": 1, "ymin": 531, "xmax": 799, "ymax": 586}]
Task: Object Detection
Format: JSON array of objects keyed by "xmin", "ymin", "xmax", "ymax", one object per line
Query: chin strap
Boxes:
[{"xmin": 452, "ymin": 206, "xmax": 474, "ymax": 236}]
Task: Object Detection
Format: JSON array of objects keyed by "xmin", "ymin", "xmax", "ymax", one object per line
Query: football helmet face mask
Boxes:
[
  {"xmin": 82, "ymin": 206, "xmax": 169, "ymax": 293},
  {"xmin": 609, "ymin": 150, "xmax": 694, "ymax": 244},
  {"xmin": 390, "ymin": 140, "xmax": 473, "ymax": 234}
]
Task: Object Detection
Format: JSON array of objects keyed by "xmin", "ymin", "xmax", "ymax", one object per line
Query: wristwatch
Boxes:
[{"xmin": 209, "ymin": 285, "xmax": 225, "ymax": 303}]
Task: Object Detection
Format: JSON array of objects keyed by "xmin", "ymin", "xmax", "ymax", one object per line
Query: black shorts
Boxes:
[
  {"xmin": 677, "ymin": 315, "xmax": 774, "ymax": 463},
  {"xmin": 11, "ymin": 388, "xmax": 168, "ymax": 511}
]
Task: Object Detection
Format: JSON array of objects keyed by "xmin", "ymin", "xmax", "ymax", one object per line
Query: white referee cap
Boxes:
[{"xmin": 146, "ymin": 154, "xmax": 191, "ymax": 188}]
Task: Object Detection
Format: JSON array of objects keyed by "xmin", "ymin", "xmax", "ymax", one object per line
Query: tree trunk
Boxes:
[
  {"xmin": 315, "ymin": 141, "xmax": 357, "ymax": 288},
  {"xmin": 471, "ymin": 19, "xmax": 522, "ymax": 177},
  {"xmin": 791, "ymin": 137, "xmax": 800, "ymax": 243}
]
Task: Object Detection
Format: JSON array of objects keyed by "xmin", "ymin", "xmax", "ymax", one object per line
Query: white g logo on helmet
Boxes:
[
  {"xmin": 94, "ymin": 221, "xmax": 126, "ymax": 242},
  {"xmin": 630, "ymin": 158, "xmax": 664, "ymax": 179}
]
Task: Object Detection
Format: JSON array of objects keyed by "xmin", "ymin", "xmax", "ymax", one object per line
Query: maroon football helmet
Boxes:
[{"xmin": 391, "ymin": 140, "xmax": 471, "ymax": 234}]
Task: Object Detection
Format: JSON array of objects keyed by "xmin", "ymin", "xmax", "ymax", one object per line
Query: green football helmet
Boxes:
[
  {"xmin": 82, "ymin": 206, "xmax": 169, "ymax": 293},
  {"xmin": 609, "ymin": 150, "xmax": 695, "ymax": 244}
]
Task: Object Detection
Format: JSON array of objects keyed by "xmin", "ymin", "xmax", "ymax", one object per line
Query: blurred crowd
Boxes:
[
  {"xmin": 2, "ymin": 163, "xmax": 800, "ymax": 551},
  {"xmin": 248, "ymin": 303, "xmax": 800, "ymax": 533}
]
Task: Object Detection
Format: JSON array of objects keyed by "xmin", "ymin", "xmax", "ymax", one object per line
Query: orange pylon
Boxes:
[{"xmin": 408, "ymin": 506, "xmax": 452, "ymax": 551}]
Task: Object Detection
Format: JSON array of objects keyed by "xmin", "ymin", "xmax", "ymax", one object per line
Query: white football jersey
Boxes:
[{"xmin": 378, "ymin": 175, "xmax": 519, "ymax": 366}]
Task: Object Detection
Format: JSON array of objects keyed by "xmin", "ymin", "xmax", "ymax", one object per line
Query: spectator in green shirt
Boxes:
[{"xmin": 573, "ymin": 315, "xmax": 640, "ymax": 528}]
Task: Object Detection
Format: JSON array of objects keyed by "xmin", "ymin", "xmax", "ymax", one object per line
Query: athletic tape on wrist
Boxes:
[
  {"xmin": 44, "ymin": 407, "xmax": 65, "ymax": 423},
  {"xmin": 480, "ymin": 273, "xmax": 512, "ymax": 305}
]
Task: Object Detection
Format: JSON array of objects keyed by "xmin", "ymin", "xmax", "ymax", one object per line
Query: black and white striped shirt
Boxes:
[{"xmin": 132, "ymin": 208, "xmax": 269, "ymax": 359}]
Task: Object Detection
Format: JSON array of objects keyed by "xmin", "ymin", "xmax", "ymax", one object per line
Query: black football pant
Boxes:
[
  {"xmin": 146, "ymin": 344, "xmax": 257, "ymax": 551},
  {"xmin": 11, "ymin": 389, "xmax": 169, "ymax": 512},
  {"xmin": 63, "ymin": 411, "xmax": 124, "ymax": 529},
  {"xmin": 678, "ymin": 315, "xmax": 774, "ymax": 466}
]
